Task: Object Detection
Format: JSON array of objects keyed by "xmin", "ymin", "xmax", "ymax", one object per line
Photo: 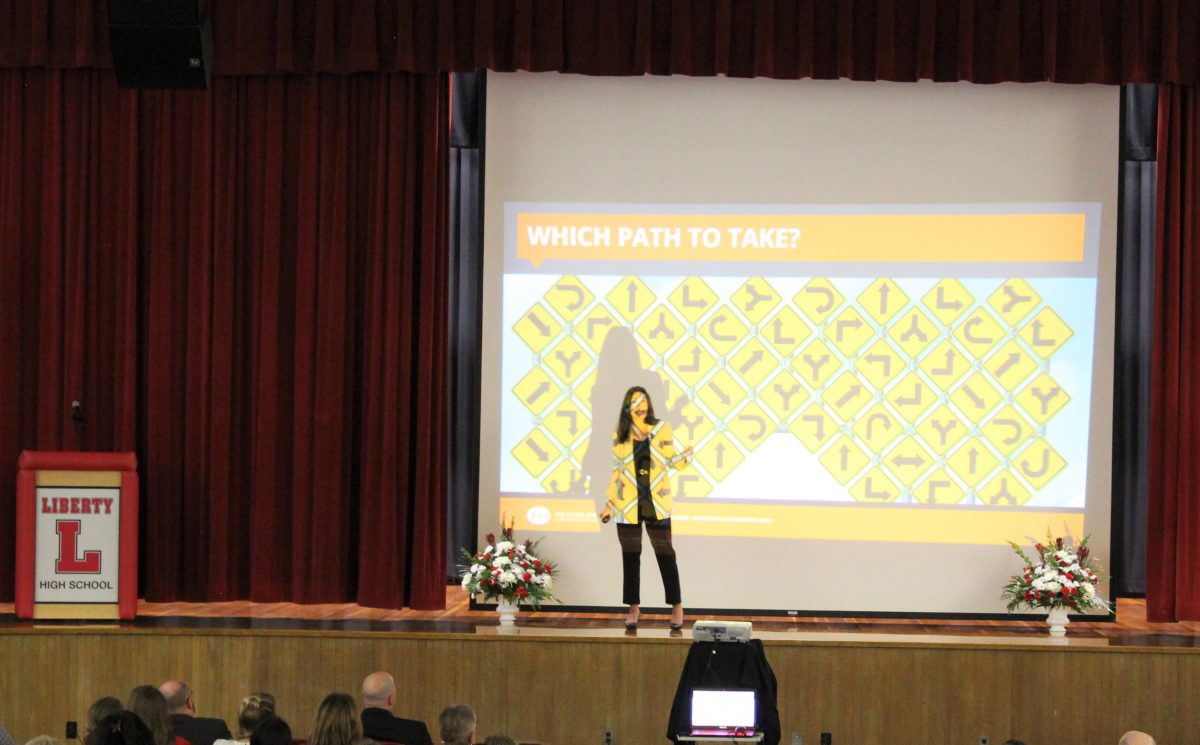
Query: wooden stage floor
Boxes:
[{"xmin": 3, "ymin": 589, "xmax": 1198, "ymax": 647}]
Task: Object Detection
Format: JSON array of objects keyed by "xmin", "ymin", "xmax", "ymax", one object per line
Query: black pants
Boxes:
[{"xmin": 617, "ymin": 517, "xmax": 682, "ymax": 606}]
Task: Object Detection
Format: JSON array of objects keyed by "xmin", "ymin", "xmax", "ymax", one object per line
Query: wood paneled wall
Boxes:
[{"xmin": 0, "ymin": 629, "xmax": 1195, "ymax": 745}]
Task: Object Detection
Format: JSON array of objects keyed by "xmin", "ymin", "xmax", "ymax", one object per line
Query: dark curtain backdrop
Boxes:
[
  {"xmin": 2, "ymin": 0, "xmax": 1198, "ymax": 82},
  {"xmin": 1148, "ymin": 83, "xmax": 1200, "ymax": 622},
  {"xmin": 0, "ymin": 67, "xmax": 449, "ymax": 609},
  {"xmin": 3, "ymin": 0, "xmax": 1200, "ymax": 615}
]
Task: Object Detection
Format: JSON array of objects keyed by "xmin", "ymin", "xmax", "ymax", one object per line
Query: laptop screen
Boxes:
[{"xmin": 690, "ymin": 688, "xmax": 756, "ymax": 729}]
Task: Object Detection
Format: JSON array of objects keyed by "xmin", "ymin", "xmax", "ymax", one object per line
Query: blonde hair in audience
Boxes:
[{"xmin": 309, "ymin": 693, "xmax": 361, "ymax": 745}]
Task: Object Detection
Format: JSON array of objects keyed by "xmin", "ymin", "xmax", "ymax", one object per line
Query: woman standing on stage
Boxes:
[{"xmin": 598, "ymin": 386, "xmax": 692, "ymax": 629}]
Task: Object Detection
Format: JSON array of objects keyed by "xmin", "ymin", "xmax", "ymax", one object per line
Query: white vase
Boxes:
[
  {"xmin": 496, "ymin": 598, "xmax": 519, "ymax": 626},
  {"xmin": 1046, "ymin": 606, "xmax": 1071, "ymax": 637}
]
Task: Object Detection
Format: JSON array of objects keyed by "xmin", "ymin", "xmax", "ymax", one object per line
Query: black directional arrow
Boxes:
[
  {"xmin": 525, "ymin": 438, "xmax": 550, "ymax": 462},
  {"xmin": 804, "ymin": 285, "xmax": 835, "ymax": 313},
  {"xmin": 524, "ymin": 381, "xmax": 550, "ymax": 405},
  {"xmin": 555, "ymin": 282, "xmax": 586, "ymax": 310},
  {"xmin": 935, "ymin": 286, "xmax": 963, "ymax": 311},
  {"xmin": 527, "ymin": 311, "xmax": 552, "ymax": 336}
]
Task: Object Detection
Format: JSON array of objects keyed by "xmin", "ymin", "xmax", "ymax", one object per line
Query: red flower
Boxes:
[
  {"xmin": 533, "ymin": 560, "xmax": 542, "ymax": 567},
  {"xmin": 1061, "ymin": 588, "xmax": 1071, "ymax": 597},
  {"xmin": 516, "ymin": 586, "xmax": 529, "ymax": 597},
  {"xmin": 1035, "ymin": 543, "xmax": 1044, "ymax": 553},
  {"xmin": 1065, "ymin": 572, "xmax": 1074, "ymax": 581},
  {"xmin": 1080, "ymin": 547, "xmax": 1089, "ymax": 560},
  {"xmin": 523, "ymin": 572, "xmax": 532, "ymax": 581},
  {"xmin": 1056, "ymin": 537, "xmax": 1064, "ymax": 549}
]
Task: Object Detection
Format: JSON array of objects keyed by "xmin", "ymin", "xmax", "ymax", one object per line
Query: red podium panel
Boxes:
[{"xmin": 15, "ymin": 451, "xmax": 138, "ymax": 620}]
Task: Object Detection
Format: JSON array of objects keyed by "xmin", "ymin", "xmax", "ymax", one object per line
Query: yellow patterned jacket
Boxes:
[{"xmin": 605, "ymin": 421, "xmax": 689, "ymax": 524}]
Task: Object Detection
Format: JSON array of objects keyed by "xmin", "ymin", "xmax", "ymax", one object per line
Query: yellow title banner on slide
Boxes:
[
  {"xmin": 500, "ymin": 496, "xmax": 1084, "ymax": 545},
  {"xmin": 516, "ymin": 212, "xmax": 1086, "ymax": 268}
]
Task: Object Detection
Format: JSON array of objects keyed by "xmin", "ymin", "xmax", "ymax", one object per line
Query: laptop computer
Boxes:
[{"xmin": 685, "ymin": 687, "xmax": 757, "ymax": 738}]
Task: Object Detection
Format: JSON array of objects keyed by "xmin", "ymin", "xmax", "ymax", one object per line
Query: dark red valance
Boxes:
[{"xmin": 1, "ymin": 0, "xmax": 1198, "ymax": 83}]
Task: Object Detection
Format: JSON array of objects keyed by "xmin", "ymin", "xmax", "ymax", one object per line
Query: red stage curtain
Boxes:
[
  {"xmin": 1, "ymin": 0, "xmax": 1198, "ymax": 82},
  {"xmin": 0, "ymin": 69, "xmax": 448, "ymax": 609},
  {"xmin": 1148, "ymin": 83, "xmax": 1200, "ymax": 621}
]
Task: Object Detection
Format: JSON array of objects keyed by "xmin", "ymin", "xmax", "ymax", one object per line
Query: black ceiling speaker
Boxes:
[{"xmin": 108, "ymin": 0, "xmax": 213, "ymax": 89}]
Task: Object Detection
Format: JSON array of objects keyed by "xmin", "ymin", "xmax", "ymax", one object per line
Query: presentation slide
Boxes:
[{"xmin": 480, "ymin": 74, "xmax": 1117, "ymax": 614}]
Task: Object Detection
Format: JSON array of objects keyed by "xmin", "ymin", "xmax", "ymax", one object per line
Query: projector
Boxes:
[{"xmin": 691, "ymin": 620, "xmax": 753, "ymax": 642}]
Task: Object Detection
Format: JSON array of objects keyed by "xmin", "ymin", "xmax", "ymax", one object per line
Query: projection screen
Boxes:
[{"xmin": 478, "ymin": 72, "xmax": 1118, "ymax": 615}]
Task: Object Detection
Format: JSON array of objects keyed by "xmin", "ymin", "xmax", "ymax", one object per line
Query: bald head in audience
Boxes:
[
  {"xmin": 1119, "ymin": 732, "xmax": 1156, "ymax": 745},
  {"xmin": 361, "ymin": 672, "xmax": 396, "ymax": 711}
]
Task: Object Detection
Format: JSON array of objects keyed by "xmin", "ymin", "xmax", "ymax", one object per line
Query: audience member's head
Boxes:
[
  {"xmin": 360, "ymin": 673, "xmax": 395, "ymax": 712},
  {"xmin": 156, "ymin": 682, "xmax": 194, "ymax": 717},
  {"xmin": 94, "ymin": 712, "xmax": 155, "ymax": 745},
  {"xmin": 247, "ymin": 693, "xmax": 276, "ymax": 716},
  {"xmin": 127, "ymin": 686, "xmax": 174, "ymax": 745},
  {"xmin": 87, "ymin": 698, "xmax": 124, "ymax": 743},
  {"xmin": 1001, "ymin": 740, "xmax": 1027, "ymax": 745},
  {"xmin": 1120, "ymin": 732, "xmax": 1156, "ymax": 745},
  {"xmin": 482, "ymin": 737, "xmax": 516, "ymax": 745},
  {"xmin": 310, "ymin": 694, "xmax": 361, "ymax": 745},
  {"xmin": 25, "ymin": 736, "xmax": 64, "ymax": 745},
  {"xmin": 234, "ymin": 696, "xmax": 275, "ymax": 740},
  {"xmin": 438, "ymin": 706, "xmax": 476, "ymax": 745},
  {"xmin": 248, "ymin": 719, "xmax": 291, "ymax": 745}
]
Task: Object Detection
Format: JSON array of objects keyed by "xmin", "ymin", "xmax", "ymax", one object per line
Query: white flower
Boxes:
[
  {"xmin": 542, "ymin": 575, "xmax": 553, "ymax": 590},
  {"xmin": 460, "ymin": 573, "xmax": 471, "ymax": 588},
  {"xmin": 482, "ymin": 545, "xmax": 493, "ymax": 555},
  {"xmin": 498, "ymin": 571, "xmax": 516, "ymax": 586},
  {"xmin": 496, "ymin": 540, "xmax": 514, "ymax": 552},
  {"xmin": 470, "ymin": 564, "xmax": 482, "ymax": 575},
  {"xmin": 494, "ymin": 556, "xmax": 511, "ymax": 567}
]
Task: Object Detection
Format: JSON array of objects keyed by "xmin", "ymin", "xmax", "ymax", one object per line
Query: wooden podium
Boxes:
[{"xmin": 14, "ymin": 451, "xmax": 139, "ymax": 620}]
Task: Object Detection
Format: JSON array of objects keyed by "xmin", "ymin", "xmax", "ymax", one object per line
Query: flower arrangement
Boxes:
[
  {"xmin": 460, "ymin": 516, "xmax": 558, "ymax": 608},
  {"xmin": 1002, "ymin": 530, "xmax": 1110, "ymax": 613}
]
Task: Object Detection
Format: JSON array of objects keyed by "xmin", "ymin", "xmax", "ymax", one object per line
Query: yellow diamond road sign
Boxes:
[
  {"xmin": 818, "ymin": 435, "xmax": 871, "ymax": 485},
  {"xmin": 1016, "ymin": 372, "xmax": 1071, "ymax": 424},
  {"xmin": 668, "ymin": 277, "xmax": 719, "ymax": 324},
  {"xmin": 700, "ymin": 304, "xmax": 750, "ymax": 357},
  {"xmin": 981, "ymin": 405, "xmax": 1033, "ymax": 457},
  {"xmin": 852, "ymin": 403, "xmax": 902, "ymax": 453},
  {"xmin": 698, "ymin": 369, "xmax": 747, "ymax": 420},
  {"xmin": 888, "ymin": 307, "xmax": 939, "ymax": 357},
  {"xmin": 822, "ymin": 370, "xmax": 872, "ymax": 422},
  {"xmin": 791, "ymin": 338, "xmax": 839, "ymax": 387},
  {"xmin": 858, "ymin": 278, "xmax": 908, "ymax": 325},
  {"xmin": 825, "ymin": 305, "xmax": 874, "ymax": 357},
  {"xmin": 606, "ymin": 276, "xmax": 656, "ymax": 323},
  {"xmin": 850, "ymin": 467, "xmax": 901, "ymax": 502},
  {"xmin": 987, "ymin": 279, "xmax": 1042, "ymax": 326},
  {"xmin": 544, "ymin": 275, "xmax": 594, "ymax": 323},
  {"xmin": 545, "ymin": 335, "xmax": 593, "ymax": 385},
  {"xmin": 542, "ymin": 398, "xmax": 588, "ymax": 449},
  {"xmin": 918, "ymin": 339, "xmax": 969, "ymax": 391},
  {"xmin": 883, "ymin": 436, "xmax": 935, "ymax": 486},
  {"xmin": 788, "ymin": 402, "xmax": 836, "ymax": 452},
  {"xmin": 1014, "ymin": 438, "xmax": 1067, "ymax": 489},
  {"xmin": 985, "ymin": 340, "xmax": 1039, "ymax": 390},
  {"xmin": 979, "ymin": 470, "xmax": 1033, "ymax": 506},
  {"xmin": 762, "ymin": 305, "xmax": 811, "ymax": 357},
  {"xmin": 637, "ymin": 305, "xmax": 687, "ymax": 357},
  {"xmin": 666, "ymin": 338, "xmax": 717, "ymax": 388},
  {"xmin": 759, "ymin": 370, "xmax": 809, "ymax": 420},
  {"xmin": 946, "ymin": 437, "xmax": 1000, "ymax": 488},
  {"xmin": 953, "ymin": 307, "xmax": 1006, "ymax": 359},
  {"xmin": 513, "ymin": 302, "xmax": 563, "ymax": 354},
  {"xmin": 922, "ymin": 278, "xmax": 974, "ymax": 325},
  {"xmin": 512, "ymin": 366, "xmax": 563, "ymax": 416},
  {"xmin": 728, "ymin": 401, "xmax": 776, "ymax": 451},
  {"xmin": 913, "ymin": 468, "xmax": 966, "ymax": 505},
  {"xmin": 915, "ymin": 404, "xmax": 969, "ymax": 455},
  {"xmin": 729, "ymin": 338, "xmax": 779, "ymax": 388},
  {"xmin": 676, "ymin": 470, "xmax": 713, "ymax": 499},
  {"xmin": 732, "ymin": 278, "xmax": 782, "ymax": 325},
  {"xmin": 575, "ymin": 304, "xmax": 620, "ymax": 353},
  {"xmin": 886, "ymin": 371, "xmax": 936, "ymax": 421},
  {"xmin": 512, "ymin": 428, "xmax": 561, "ymax": 478},
  {"xmin": 694, "ymin": 432, "xmax": 744, "ymax": 482},
  {"xmin": 795, "ymin": 278, "xmax": 843, "ymax": 325},
  {"xmin": 540, "ymin": 459, "xmax": 584, "ymax": 494},
  {"xmin": 854, "ymin": 339, "xmax": 903, "ymax": 390},
  {"xmin": 675, "ymin": 402, "xmax": 715, "ymax": 445},
  {"xmin": 1019, "ymin": 306, "xmax": 1074, "ymax": 359},
  {"xmin": 950, "ymin": 372, "xmax": 1003, "ymax": 424}
]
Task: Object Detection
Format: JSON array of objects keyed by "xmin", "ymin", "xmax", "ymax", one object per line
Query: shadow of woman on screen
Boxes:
[{"xmin": 576, "ymin": 326, "xmax": 687, "ymax": 503}]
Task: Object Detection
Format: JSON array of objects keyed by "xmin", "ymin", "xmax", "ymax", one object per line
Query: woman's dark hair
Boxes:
[
  {"xmin": 88, "ymin": 698, "xmax": 124, "ymax": 735},
  {"xmin": 249, "ymin": 718, "xmax": 291, "ymax": 745},
  {"xmin": 236, "ymin": 695, "xmax": 276, "ymax": 738},
  {"xmin": 95, "ymin": 711, "xmax": 156, "ymax": 745},
  {"xmin": 616, "ymin": 386, "xmax": 658, "ymax": 444},
  {"xmin": 126, "ymin": 686, "xmax": 173, "ymax": 745}
]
